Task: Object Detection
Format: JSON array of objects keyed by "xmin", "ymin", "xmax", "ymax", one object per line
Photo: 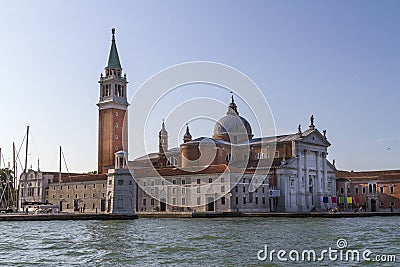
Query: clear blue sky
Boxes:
[{"xmin": 0, "ymin": 1, "xmax": 399, "ymax": 173}]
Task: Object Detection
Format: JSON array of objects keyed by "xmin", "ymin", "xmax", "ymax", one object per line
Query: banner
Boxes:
[
  {"xmin": 347, "ymin": 197, "xmax": 353, "ymax": 204},
  {"xmin": 339, "ymin": 197, "xmax": 345, "ymax": 204},
  {"xmin": 323, "ymin": 197, "xmax": 329, "ymax": 203}
]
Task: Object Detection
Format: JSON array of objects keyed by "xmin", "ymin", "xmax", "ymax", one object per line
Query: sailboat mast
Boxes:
[
  {"xmin": 23, "ymin": 126, "xmax": 30, "ymax": 210},
  {"xmin": 13, "ymin": 142, "xmax": 18, "ymax": 211}
]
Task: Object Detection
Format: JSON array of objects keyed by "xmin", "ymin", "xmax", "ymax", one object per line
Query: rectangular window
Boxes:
[
  {"xmin": 83, "ymin": 194, "xmax": 86, "ymax": 198},
  {"xmin": 84, "ymin": 184, "xmax": 87, "ymax": 189},
  {"xmin": 67, "ymin": 194, "xmax": 70, "ymax": 199},
  {"xmin": 92, "ymin": 193, "xmax": 95, "ymax": 198},
  {"xmin": 347, "ymin": 187, "xmax": 350, "ymax": 194},
  {"xmin": 118, "ymin": 180, "xmax": 124, "ymax": 185},
  {"xmin": 262, "ymin": 197, "xmax": 266, "ymax": 205},
  {"xmin": 75, "ymin": 194, "xmax": 77, "ymax": 198},
  {"xmin": 172, "ymin": 188, "xmax": 176, "ymax": 194},
  {"xmin": 221, "ymin": 177, "xmax": 224, "ymax": 183},
  {"xmin": 243, "ymin": 185, "xmax": 245, "ymax": 193},
  {"xmin": 340, "ymin": 187, "xmax": 344, "ymax": 194},
  {"xmin": 197, "ymin": 179, "xmax": 201, "ymax": 184},
  {"xmin": 235, "ymin": 197, "xmax": 239, "ymax": 205},
  {"xmin": 197, "ymin": 197, "xmax": 201, "ymax": 205},
  {"xmin": 221, "ymin": 197, "xmax": 226, "ymax": 205},
  {"xmin": 182, "ymin": 187, "xmax": 186, "ymax": 194},
  {"xmin": 243, "ymin": 197, "xmax": 246, "ymax": 205},
  {"xmin": 182, "ymin": 198, "xmax": 186, "ymax": 205},
  {"xmin": 197, "ymin": 186, "xmax": 200, "ymax": 193},
  {"xmin": 76, "ymin": 185, "xmax": 78, "ymax": 189},
  {"xmin": 355, "ymin": 187, "xmax": 359, "ymax": 194},
  {"xmin": 235, "ymin": 186, "xmax": 238, "ymax": 193},
  {"xmin": 67, "ymin": 185, "xmax": 70, "ymax": 189},
  {"xmin": 60, "ymin": 186, "xmax": 63, "ymax": 190},
  {"xmin": 182, "ymin": 180, "xmax": 186, "ymax": 185},
  {"xmin": 93, "ymin": 184, "xmax": 96, "ymax": 188},
  {"xmin": 274, "ymin": 151, "xmax": 279, "ymax": 158},
  {"xmin": 221, "ymin": 186, "xmax": 225, "ymax": 192},
  {"xmin": 390, "ymin": 185, "xmax": 394, "ymax": 194},
  {"xmin": 255, "ymin": 197, "xmax": 259, "ymax": 205},
  {"xmin": 262, "ymin": 187, "xmax": 265, "ymax": 194},
  {"xmin": 209, "ymin": 178, "xmax": 212, "ymax": 183},
  {"xmin": 362, "ymin": 187, "xmax": 366, "ymax": 194},
  {"xmin": 249, "ymin": 192, "xmax": 253, "ymax": 203},
  {"xmin": 66, "ymin": 204, "xmax": 70, "ymax": 209},
  {"xmin": 151, "ymin": 198, "xmax": 155, "ymax": 205},
  {"xmin": 380, "ymin": 186, "xmax": 384, "ymax": 193},
  {"xmin": 109, "ymin": 179, "xmax": 112, "ymax": 185},
  {"xmin": 143, "ymin": 198, "xmax": 146, "ymax": 206},
  {"xmin": 172, "ymin": 180, "xmax": 176, "ymax": 185},
  {"xmin": 173, "ymin": 198, "xmax": 177, "ymax": 205}
]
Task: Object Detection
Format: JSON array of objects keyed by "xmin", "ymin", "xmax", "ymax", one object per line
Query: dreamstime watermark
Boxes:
[
  {"xmin": 257, "ymin": 238, "xmax": 397, "ymax": 263},
  {"xmin": 124, "ymin": 61, "xmax": 277, "ymax": 207}
]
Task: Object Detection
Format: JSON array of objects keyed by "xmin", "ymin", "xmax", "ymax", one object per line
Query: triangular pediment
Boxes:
[{"xmin": 300, "ymin": 129, "xmax": 331, "ymax": 147}]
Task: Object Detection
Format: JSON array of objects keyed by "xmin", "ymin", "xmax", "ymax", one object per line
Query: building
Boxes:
[
  {"xmin": 134, "ymin": 98, "xmax": 337, "ymax": 213},
  {"xmin": 336, "ymin": 170, "xmax": 400, "ymax": 212}
]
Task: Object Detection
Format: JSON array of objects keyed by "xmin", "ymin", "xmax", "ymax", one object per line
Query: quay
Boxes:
[
  {"xmin": 0, "ymin": 213, "xmax": 138, "ymax": 221},
  {"xmin": 137, "ymin": 211, "xmax": 400, "ymax": 219}
]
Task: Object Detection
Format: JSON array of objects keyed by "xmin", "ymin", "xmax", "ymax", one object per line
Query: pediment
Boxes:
[{"xmin": 301, "ymin": 130, "xmax": 331, "ymax": 147}]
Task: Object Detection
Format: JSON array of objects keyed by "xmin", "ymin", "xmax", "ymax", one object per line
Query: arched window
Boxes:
[
  {"xmin": 168, "ymin": 157, "xmax": 178, "ymax": 166},
  {"xmin": 256, "ymin": 152, "xmax": 266, "ymax": 160}
]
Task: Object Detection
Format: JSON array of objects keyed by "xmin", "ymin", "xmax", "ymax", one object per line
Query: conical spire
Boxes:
[
  {"xmin": 159, "ymin": 119, "xmax": 168, "ymax": 136},
  {"xmin": 183, "ymin": 124, "xmax": 192, "ymax": 143},
  {"xmin": 107, "ymin": 28, "xmax": 122, "ymax": 69}
]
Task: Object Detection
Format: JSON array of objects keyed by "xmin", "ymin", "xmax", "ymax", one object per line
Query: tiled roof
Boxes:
[{"xmin": 50, "ymin": 174, "xmax": 107, "ymax": 184}]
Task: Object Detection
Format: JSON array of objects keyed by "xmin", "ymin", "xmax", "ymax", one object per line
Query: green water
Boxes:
[{"xmin": 0, "ymin": 217, "xmax": 399, "ymax": 266}]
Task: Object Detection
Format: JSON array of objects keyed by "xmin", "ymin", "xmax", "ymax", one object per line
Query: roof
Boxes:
[
  {"xmin": 107, "ymin": 29, "xmax": 121, "ymax": 69},
  {"xmin": 337, "ymin": 170, "xmax": 400, "ymax": 181},
  {"xmin": 50, "ymin": 174, "xmax": 107, "ymax": 184},
  {"xmin": 134, "ymin": 164, "xmax": 229, "ymax": 177}
]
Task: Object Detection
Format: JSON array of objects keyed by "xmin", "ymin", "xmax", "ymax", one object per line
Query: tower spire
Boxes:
[{"xmin": 107, "ymin": 28, "xmax": 121, "ymax": 69}]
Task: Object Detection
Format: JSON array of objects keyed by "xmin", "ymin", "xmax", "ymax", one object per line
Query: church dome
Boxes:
[{"xmin": 213, "ymin": 96, "xmax": 253, "ymax": 142}]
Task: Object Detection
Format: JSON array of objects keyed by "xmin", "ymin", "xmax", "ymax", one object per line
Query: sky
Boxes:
[{"xmin": 0, "ymin": 1, "xmax": 399, "ymax": 173}]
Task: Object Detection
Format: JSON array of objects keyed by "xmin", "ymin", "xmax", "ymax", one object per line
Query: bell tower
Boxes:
[{"xmin": 97, "ymin": 28, "xmax": 129, "ymax": 174}]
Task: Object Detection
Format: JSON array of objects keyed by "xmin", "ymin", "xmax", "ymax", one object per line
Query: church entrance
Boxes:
[
  {"xmin": 160, "ymin": 199, "xmax": 166, "ymax": 211},
  {"xmin": 206, "ymin": 198, "xmax": 215, "ymax": 211}
]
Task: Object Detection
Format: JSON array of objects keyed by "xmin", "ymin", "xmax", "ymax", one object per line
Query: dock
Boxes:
[{"xmin": 0, "ymin": 213, "xmax": 138, "ymax": 221}]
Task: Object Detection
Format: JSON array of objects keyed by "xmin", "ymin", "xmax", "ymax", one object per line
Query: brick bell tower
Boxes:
[{"xmin": 97, "ymin": 28, "xmax": 129, "ymax": 174}]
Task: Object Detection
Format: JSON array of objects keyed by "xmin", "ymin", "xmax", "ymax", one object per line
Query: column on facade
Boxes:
[
  {"xmin": 316, "ymin": 151, "xmax": 323, "ymax": 209},
  {"xmin": 297, "ymin": 148, "xmax": 305, "ymax": 211},
  {"xmin": 304, "ymin": 149, "xmax": 310, "ymax": 209},
  {"xmin": 322, "ymin": 152, "xmax": 328, "ymax": 195}
]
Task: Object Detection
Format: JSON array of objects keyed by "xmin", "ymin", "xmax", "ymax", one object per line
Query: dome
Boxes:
[
  {"xmin": 213, "ymin": 114, "xmax": 253, "ymax": 140},
  {"xmin": 212, "ymin": 96, "xmax": 253, "ymax": 142}
]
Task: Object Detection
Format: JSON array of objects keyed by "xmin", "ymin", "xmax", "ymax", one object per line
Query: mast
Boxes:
[
  {"xmin": 59, "ymin": 146, "xmax": 62, "ymax": 212},
  {"xmin": 23, "ymin": 126, "xmax": 30, "ymax": 210},
  {"xmin": 13, "ymin": 142, "xmax": 18, "ymax": 211}
]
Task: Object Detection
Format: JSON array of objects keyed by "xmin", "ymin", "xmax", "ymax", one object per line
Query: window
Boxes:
[
  {"xmin": 60, "ymin": 186, "xmax": 63, "ymax": 190},
  {"xmin": 197, "ymin": 186, "xmax": 200, "ymax": 193},
  {"xmin": 93, "ymin": 203, "xmax": 95, "ymax": 209},
  {"xmin": 390, "ymin": 185, "xmax": 394, "ymax": 194},
  {"xmin": 151, "ymin": 198, "xmax": 155, "ymax": 205},
  {"xmin": 249, "ymin": 192, "xmax": 253, "ymax": 203},
  {"xmin": 197, "ymin": 179, "xmax": 201, "ymax": 184},
  {"xmin": 142, "ymin": 198, "xmax": 147, "ymax": 206},
  {"xmin": 93, "ymin": 184, "xmax": 96, "ymax": 189},
  {"xmin": 243, "ymin": 185, "xmax": 245, "ymax": 193},
  {"xmin": 182, "ymin": 187, "xmax": 187, "ymax": 194},
  {"xmin": 197, "ymin": 197, "xmax": 201, "ymax": 205},
  {"xmin": 221, "ymin": 177, "xmax": 224, "ymax": 183},
  {"xmin": 235, "ymin": 186, "xmax": 238, "ymax": 192},
  {"xmin": 75, "ymin": 194, "xmax": 78, "ymax": 198},
  {"xmin": 168, "ymin": 157, "xmax": 178, "ymax": 166},
  {"xmin": 380, "ymin": 186, "xmax": 384, "ymax": 193},
  {"xmin": 76, "ymin": 185, "xmax": 78, "ymax": 189},
  {"xmin": 243, "ymin": 197, "xmax": 246, "ymax": 205},
  {"xmin": 274, "ymin": 151, "xmax": 279, "ymax": 158},
  {"xmin": 102, "ymin": 193, "xmax": 105, "ymax": 198},
  {"xmin": 92, "ymin": 193, "xmax": 95, "ymax": 198},
  {"xmin": 340, "ymin": 187, "xmax": 344, "ymax": 194},
  {"xmin": 226, "ymin": 154, "xmax": 232, "ymax": 162},
  {"xmin": 172, "ymin": 180, "xmax": 176, "ymax": 185},
  {"xmin": 235, "ymin": 197, "xmax": 239, "ymax": 205},
  {"xmin": 66, "ymin": 204, "xmax": 70, "ymax": 209},
  {"xmin": 172, "ymin": 188, "xmax": 176, "ymax": 195},
  {"xmin": 84, "ymin": 184, "xmax": 87, "ymax": 189},
  {"xmin": 129, "ymin": 180, "xmax": 132, "ymax": 185},
  {"xmin": 109, "ymin": 179, "xmax": 112, "ymax": 185},
  {"xmin": 390, "ymin": 202, "xmax": 395, "ymax": 206},
  {"xmin": 221, "ymin": 186, "xmax": 225, "ymax": 192},
  {"xmin": 362, "ymin": 186, "xmax": 366, "ymax": 194},
  {"xmin": 380, "ymin": 202, "xmax": 384, "ymax": 206},
  {"xmin": 118, "ymin": 180, "xmax": 124, "ymax": 185},
  {"xmin": 67, "ymin": 185, "xmax": 70, "ymax": 189},
  {"xmin": 67, "ymin": 194, "xmax": 70, "ymax": 199},
  {"xmin": 355, "ymin": 187, "xmax": 359, "ymax": 194},
  {"xmin": 182, "ymin": 198, "xmax": 186, "ymax": 205},
  {"xmin": 255, "ymin": 197, "xmax": 259, "ymax": 205},
  {"xmin": 209, "ymin": 178, "xmax": 212, "ymax": 183},
  {"xmin": 173, "ymin": 198, "xmax": 177, "ymax": 205},
  {"xmin": 182, "ymin": 180, "xmax": 186, "ymax": 185},
  {"xmin": 262, "ymin": 187, "xmax": 265, "ymax": 194},
  {"xmin": 221, "ymin": 197, "xmax": 226, "ymax": 205},
  {"xmin": 347, "ymin": 187, "xmax": 350, "ymax": 194},
  {"xmin": 368, "ymin": 184, "xmax": 372, "ymax": 194},
  {"xmin": 256, "ymin": 152, "xmax": 266, "ymax": 160},
  {"xmin": 103, "ymin": 183, "xmax": 105, "ymax": 188},
  {"xmin": 263, "ymin": 197, "xmax": 266, "ymax": 205}
]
